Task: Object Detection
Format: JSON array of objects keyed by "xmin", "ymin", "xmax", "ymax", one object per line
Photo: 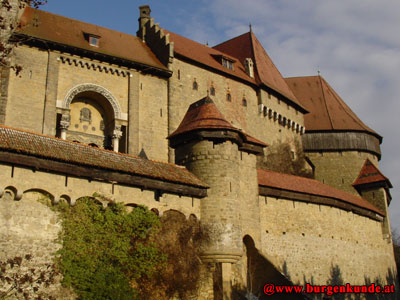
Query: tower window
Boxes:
[
  {"xmin": 242, "ymin": 98, "xmax": 247, "ymax": 107},
  {"xmin": 210, "ymin": 86, "xmax": 215, "ymax": 96},
  {"xmin": 193, "ymin": 80, "xmax": 198, "ymax": 90},
  {"xmin": 226, "ymin": 93, "xmax": 232, "ymax": 102}
]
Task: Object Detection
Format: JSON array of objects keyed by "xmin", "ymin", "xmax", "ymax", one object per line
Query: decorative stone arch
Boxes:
[
  {"xmin": 4, "ymin": 186, "xmax": 22, "ymax": 200},
  {"xmin": 23, "ymin": 188, "xmax": 55, "ymax": 203},
  {"xmin": 54, "ymin": 194, "xmax": 72, "ymax": 205},
  {"xmin": 63, "ymin": 83, "xmax": 122, "ymax": 120}
]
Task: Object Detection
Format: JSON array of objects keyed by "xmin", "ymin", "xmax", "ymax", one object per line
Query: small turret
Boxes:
[
  {"xmin": 168, "ymin": 96, "xmax": 266, "ymax": 297},
  {"xmin": 137, "ymin": 5, "xmax": 151, "ymax": 40}
]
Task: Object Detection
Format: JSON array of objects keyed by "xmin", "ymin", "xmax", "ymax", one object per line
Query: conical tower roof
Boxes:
[
  {"xmin": 353, "ymin": 159, "xmax": 392, "ymax": 188},
  {"xmin": 168, "ymin": 96, "xmax": 266, "ymax": 152},
  {"xmin": 213, "ymin": 32, "xmax": 305, "ymax": 112},
  {"xmin": 168, "ymin": 96, "xmax": 238, "ymax": 138},
  {"xmin": 285, "ymin": 75, "xmax": 381, "ymax": 140}
]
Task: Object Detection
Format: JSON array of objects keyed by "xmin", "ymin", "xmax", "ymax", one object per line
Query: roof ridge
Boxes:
[
  {"xmin": 24, "ymin": 7, "xmax": 132, "ymax": 37},
  {"xmin": 285, "ymin": 75, "xmax": 319, "ymax": 80},
  {"xmin": 212, "ymin": 31, "xmax": 250, "ymax": 48},
  {"xmin": 318, "ymin": 75, "xmax": 335, "ymax": 129},
  {"xmin": 164, "ymin": 29, "xmax": 239, "ymax": 61}
]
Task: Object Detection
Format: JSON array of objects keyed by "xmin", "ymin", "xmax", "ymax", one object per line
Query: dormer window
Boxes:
[
  {"xmin": 212, "ymin": 54, "xmax": 236, "ymax": 70},
  {"xmin": 89, "ymin": 36, "xmax": 99, "ymax": 47},
  {"xmin": 84, "ymin": 32, "xmax": 101, "ymax": 47},
  {"xmin": 222, "ymin": 58, "xmax": 234, "ymax": 70}
]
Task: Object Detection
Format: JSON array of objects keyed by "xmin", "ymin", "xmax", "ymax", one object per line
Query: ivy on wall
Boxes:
[{"xmin": 55, "ymin": 197, "xmax": 164, "ymax": 300}]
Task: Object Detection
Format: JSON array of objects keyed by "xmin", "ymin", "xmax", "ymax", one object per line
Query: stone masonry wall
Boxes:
[
  {"xmin": 0, "ymin": 160, "xmax": 201, "ymax": 297},
  {"xmin": 168, "ymin": 59, "xmax": 305, "ymax": 160},
  {"xmin": 259, "ymin": 195, "xmax": 397, "ymax": 286},
  {"xmin": 0, "ymin": 190, "xmax": 75, "ymax": 299},
  {"xmin": 4, "ymin": 45, "xmax": 169, "ymax": 161},
  {"xmin": 0, "ymin": 163, "xmax": 200, "ymax": 219},
  {"xmin": 175, "ymin": 139, "xmax": 243, "ymax": 257},
  {"xmin": 306, "ymin": 150, "xmax": 379, "ymax": 196},
  {"xmin": 137, "ymin": 73, "xmax": 169, "ymax": 161},
  {"xmin": 6, "ymin": 46, "xmax": 48, "ymax": 133}
]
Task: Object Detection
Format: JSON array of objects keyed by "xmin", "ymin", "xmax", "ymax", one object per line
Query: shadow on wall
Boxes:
[
  {"xmin": 231, "ymin": 235, "xmax": 306, "ymax": 300},
  {"xmin": 288, "ymin": 263, "xmax": 398, "ymax": 300}
]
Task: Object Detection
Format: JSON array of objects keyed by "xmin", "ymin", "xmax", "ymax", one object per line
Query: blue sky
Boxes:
[{"xmin": 41, "ymin": 0, "xmax": 400, "ymax": 231}]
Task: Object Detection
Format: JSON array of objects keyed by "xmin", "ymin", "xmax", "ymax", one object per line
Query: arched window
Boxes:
[
  {"xmin": 210, "ymin": 86, "xmax": 215, "ymax": 96},
  {"xmin": 193, "ymin": 80, "xmax": 198, "ymax": 90},
  {"xmin": 226, "ymin": 93, "xmax": 231, "ymax": 102},
  {"xmin": 242, "ymin": 98, "xmax": 247, "ymax": 107}
]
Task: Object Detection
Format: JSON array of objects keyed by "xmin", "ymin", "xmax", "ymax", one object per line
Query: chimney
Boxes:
[
  {"xmin": 245, "ymin": 58, "xmax": 254, "ymax": 78},
  {"xmin": 137, "ymin": 5, "xmax": 151, "ymax": 40}
]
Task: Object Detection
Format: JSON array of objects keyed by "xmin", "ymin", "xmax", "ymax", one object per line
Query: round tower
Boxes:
[
  {"xmin": 285, "ymin": 75, "xmax": 382, "ymax": 196},
  {"xmin": 168, "ymin": 96, "xmax": 266, "ymax": 297}
]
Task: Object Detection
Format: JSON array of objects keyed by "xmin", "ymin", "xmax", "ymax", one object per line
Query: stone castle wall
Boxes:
[
  {"xmin": 259, "ymin": 195, "xmax": 396, "ymax": 285},
  {"xmin": 4, "ymin": 45, "xmax": 169, "ymax": 161},
  {"xmin": 168, "ymin": 59, "xmax": 304, "ymax": 148},
  {"xmin": 306, "ymin": 150, "xmax": 379, "ymax": 196}
]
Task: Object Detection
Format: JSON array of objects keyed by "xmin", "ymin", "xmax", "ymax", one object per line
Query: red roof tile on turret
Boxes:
[
  {"xmin": 168, "ymin": 96, "xmax": 267, "ymax": 147},
  {"xmin": 213, "ymin": 32, "xmax": 305, "ymax": 112},
  {"xmin": 285, "ymin": 76, "xmax": 381, "ymax": 140},
  {"xmin": 353, "ymin": 159, "xmax": 392, "ymax": 187},
  {"xmin": 258, "ymin": 169, "xmax": 384, "ymax": 216}
]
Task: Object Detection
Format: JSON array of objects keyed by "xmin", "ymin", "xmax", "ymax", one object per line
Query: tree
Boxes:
[
  {"xmin": 55, "ymin": 197, "xmax": 164, "ymax": 300},
  {"xmin": 137, "ymin": 210, "xmax": 210, "ymax": 300},
  {"xmin": 257, "ymin": 139, "xmax": 313, "ymax": 178}
]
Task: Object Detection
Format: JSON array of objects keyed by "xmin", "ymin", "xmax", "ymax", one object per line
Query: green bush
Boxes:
[{"xmin": 55, "ymin": 197, "xmax": 164, "ymax": 300}]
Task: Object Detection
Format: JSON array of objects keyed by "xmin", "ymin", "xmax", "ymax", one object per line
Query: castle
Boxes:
[{"xmin": 0, "ymin": 3, "xmax": 397, "ymax": 299}]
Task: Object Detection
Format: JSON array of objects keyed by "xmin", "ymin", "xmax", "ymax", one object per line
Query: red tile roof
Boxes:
[
  {"xmin": 18, "ymin": 8, "xmax": 168, "ymax": 71},
  {"xmin": 168, "ymin": 96, "xmax": 267, "ymax": 147},
  {"xmin": 285, "ymin": 76, "xmax": 380, "ymax": 138},
  {"xmin": 213, "ymin": 32, "xmax": 305, "ymax": 112},
  {"xmin": 0, "ymin": 125, "xmax": 207, "ymax": 188},
  {"xmin": 165, "ymin": 30, "xmax": 257, "ymax": 85},
  {"xmin": 258, "ymin": 169, "xmax": 384, "ymax": 216},
  {"xmin": 353, "ymin": 159, "xmax": 392, "ymax": 187}
]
